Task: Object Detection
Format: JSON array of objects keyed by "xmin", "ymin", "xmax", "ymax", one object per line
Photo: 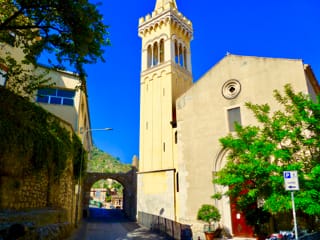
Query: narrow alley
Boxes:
[{"xmin": 68, "ymin": 208, "xmax": 169, "ymax": 240}]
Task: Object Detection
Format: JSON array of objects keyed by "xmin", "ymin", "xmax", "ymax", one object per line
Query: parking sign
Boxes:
[{"xmin": 283, "ymin": 171, "xmax": 299, "ymax": 191}]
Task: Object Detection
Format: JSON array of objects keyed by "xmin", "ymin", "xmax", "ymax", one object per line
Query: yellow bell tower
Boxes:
[{"xmin": 137, "ymin": 0, "xmax": 193, "ymax": 220}]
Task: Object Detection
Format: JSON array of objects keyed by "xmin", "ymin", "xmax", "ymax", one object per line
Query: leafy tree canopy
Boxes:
[
  {"xmin": 0, "ymin": 0, "xmax": 110, "ymax": 90},
  {"xmin": 214, "ymin": 84, "xmax": 320, "ymax": 219}
]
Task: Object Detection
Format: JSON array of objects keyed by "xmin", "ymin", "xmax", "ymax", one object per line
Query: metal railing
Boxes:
[{"xmin": 138, "ymin": 211, "xmax": 192, "ymax": 240}]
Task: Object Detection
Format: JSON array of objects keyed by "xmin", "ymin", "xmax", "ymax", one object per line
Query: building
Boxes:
[
  {"xmin": 137, "ymin": 0, "xmax": 193, "ymax": 222},
  {"xmin": 1, "ymin": 38, "xmax": 92, "ymax": 226},
  {"xmin": 34, "ymin": 66, "xmax": 92, "ymax": 150},
  {"xmin": 0, "ymin": 32, "xmax": 91, "ymax": 148},
  {"xmin": 0, "ymin": 56, "xmax": 91, "ymax": 150},
  {"xmin": 137, "ymin": 0, "xmax": 320, "ymax": 238},
  {"xmin": 176, "ymin": 54, "xmax": 319, "ymax": 237}
]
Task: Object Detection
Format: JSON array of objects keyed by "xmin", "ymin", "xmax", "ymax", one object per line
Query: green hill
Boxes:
[{"xmin": 87, "ymin": 146, "xmax": 131, "ymax": 173}]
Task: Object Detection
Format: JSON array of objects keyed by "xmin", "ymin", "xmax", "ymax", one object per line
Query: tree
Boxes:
[
  {"xmin": 213, "ymin": 84, "xmax": 320, "ymax": 230},
  {"xmin": 0, "ymin": 0, "xmax": 110, "ymax": 94},
  {"xmin": 197, "ymin": 204, "xmax": 221, "ymax": 225}
]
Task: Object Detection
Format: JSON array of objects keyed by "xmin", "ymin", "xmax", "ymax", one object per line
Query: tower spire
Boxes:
[{"xmin": 154, "ymin": 0, "xmax": 177, "ymax": 11}]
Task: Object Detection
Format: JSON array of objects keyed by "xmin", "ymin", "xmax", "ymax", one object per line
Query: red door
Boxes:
[{"xmin": 231, "ymin": 202, "xmax": 254, "ymax": 237}]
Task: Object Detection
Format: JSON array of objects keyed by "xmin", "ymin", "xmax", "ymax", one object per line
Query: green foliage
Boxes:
[
  {"xmin": 214, "ymin": 84, "xmax": 320, "ymax": 223},
  {"xmin": 105, "ymin": 194, "xmax": 112, "ymax": 203},
  {"xmin": 0, "ymin": 0, "xmax": 110, "ymax": 89},
  {"xmin": 92, "ymin": 178, "xmax": 124, "ymax": 195},
  {"xmin": 111, "ymin": 181, "xmax": 123, "ymax": 192},
  {"xmin": 72, "ymin": 132, "xmax": 86, "ymax": 180},
  {"xmin": 0, "ymin": 86, "xmax": 85, "ymax": 180},
  {"xmin": 0, "ymin": 56, "xmax": 52, "ymax": 98},
  {"xmin": 89, "ymin": 148, "xmax": 129, "ymax": 196},
  {"xmin": 88, "ymin": 146, "xmax": 131, "ymax": 173},
  {"xmin": 197, "ymin": 204, "xmax": 221, "ymax": 224}
]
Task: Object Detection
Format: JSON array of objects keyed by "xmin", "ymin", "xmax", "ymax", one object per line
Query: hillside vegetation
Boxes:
[{"xmin": 87, "ymin": 146, "xmax": 131, "ymax": 173}]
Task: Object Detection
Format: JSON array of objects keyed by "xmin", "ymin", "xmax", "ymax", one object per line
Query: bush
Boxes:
[{"xmin": 197, "ymin": 204, "xmax": 221, "ymax": 224}]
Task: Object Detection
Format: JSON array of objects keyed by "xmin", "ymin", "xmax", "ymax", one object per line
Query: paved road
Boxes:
[{"xmin": 68, "ymin": 208, "xmax": 170, "ymax": 240}]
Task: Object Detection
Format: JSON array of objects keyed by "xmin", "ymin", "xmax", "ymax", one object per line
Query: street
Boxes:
[{"xmin": 68, "ymin": 208, "xmax": 170, "ymax": 240}]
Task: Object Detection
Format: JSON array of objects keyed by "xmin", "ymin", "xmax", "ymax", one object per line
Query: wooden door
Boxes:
[{"xmin": 230, "ymin": 202, "xmax": 254, "ymax": 237}]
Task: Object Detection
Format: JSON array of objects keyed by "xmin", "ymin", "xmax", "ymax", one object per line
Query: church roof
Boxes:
[{"xmin": 154, "ymin": 0, "xmax": 177, "ymax": 11}]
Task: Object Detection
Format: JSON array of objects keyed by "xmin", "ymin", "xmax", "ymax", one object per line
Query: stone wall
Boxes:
[
  {"xmin": 0, "ymin": 121, "xmax": 78, "ymax": 238},
  {"xmin": 0, "ymin": 208, "xmax": 72, "ymax": 239},
  {"xmin": 1, "ymin": 171, "xmax": 48, "ymax": 210},
  {"xmin": 47, "ymin": 159, "xmax": 76, "ymax": 224},
  {"xmin": 0, "ymin": 153, "xmax": 76, "ymax": 219},
  {"xmin": 0, "ymin": 154, "xmax": 77, "ymax": 238}
]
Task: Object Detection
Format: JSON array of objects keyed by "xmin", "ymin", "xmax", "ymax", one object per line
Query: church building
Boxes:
[{"xmin": 137, "ymin": 0, "xmax": 320, "ymax": 238}]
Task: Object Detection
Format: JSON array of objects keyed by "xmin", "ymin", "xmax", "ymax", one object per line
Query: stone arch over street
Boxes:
[{"xmin": 83, "ymin": 167, "xmax": 137, "ymax": 220}]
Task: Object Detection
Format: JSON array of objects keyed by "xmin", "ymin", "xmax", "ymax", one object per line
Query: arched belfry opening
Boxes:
[{"xmin": 146, "ymin": 38, "xmax": 166, "ymax": 69}]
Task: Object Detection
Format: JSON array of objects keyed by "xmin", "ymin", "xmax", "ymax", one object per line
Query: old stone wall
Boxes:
[
  {"xmin": 0, "ymin": 156, "xmax": 75, "ymax": 217},
  {"xmin": 47, "ymin": 159, "xmax": 76, "ymax": 224},
  {"xmin": 0, "ymin": 120, "xmax": 77, "ymax": 239},
  {"xmin": 0, "ymin": 153, "xmax": 77, "ymax": 239},
  {"xmin": 1, "ymin": 171, "xmax": 48, "ymax": 210},
  {"xmin": 0, "ymin": 208, "xmax": 72, "ymax": 239}
]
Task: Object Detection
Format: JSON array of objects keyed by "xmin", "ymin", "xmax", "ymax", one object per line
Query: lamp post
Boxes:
[{"xmin": 75, "ymin": 127, "xmax": 112, "ymax": 226}]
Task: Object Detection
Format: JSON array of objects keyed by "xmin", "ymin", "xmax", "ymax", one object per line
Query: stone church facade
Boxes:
[{"xmin": 137, "ymin": 0, "xmax": 320, "ymax": 238}]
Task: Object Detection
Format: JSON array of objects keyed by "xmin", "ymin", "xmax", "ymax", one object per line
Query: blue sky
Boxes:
[{"xmin": 85, "ymin": 0, "xmax": 320, "ymax": 164}]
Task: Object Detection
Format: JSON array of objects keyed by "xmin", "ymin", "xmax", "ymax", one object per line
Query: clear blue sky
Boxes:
[{"xmin": 85, "ymin": 0, "xmax": 320, "ymax": 164}]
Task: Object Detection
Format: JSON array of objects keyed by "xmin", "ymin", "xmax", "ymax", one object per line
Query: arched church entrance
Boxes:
[
  {"xmin": 83, "ymin": 167, "xmax": 137, "ymax": 220},
  {"xmin": 214, "ymin": 148, "xmax": 254, "ymax": 238}
]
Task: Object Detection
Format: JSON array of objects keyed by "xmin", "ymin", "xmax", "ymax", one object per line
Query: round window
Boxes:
[{"xmin": 222, "ymin": 79, "xmax": 241, "ymax": 99}]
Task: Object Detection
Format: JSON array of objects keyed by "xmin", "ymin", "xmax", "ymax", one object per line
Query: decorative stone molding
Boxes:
[
  {"xmin": 139, "ymin": 9, "xmax": 193, "ymax": 39},
  {"xmin": 222, "ymin": 79, "xmax": 241, "ymax": 99}
]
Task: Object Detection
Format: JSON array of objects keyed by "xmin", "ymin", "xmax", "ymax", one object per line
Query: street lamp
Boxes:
[{"xmin": 75, "ymin": 127, "xmax": 112, "ymax": 225}]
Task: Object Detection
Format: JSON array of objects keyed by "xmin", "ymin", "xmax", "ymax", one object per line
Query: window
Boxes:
[
  {"xmin": 227, "ymin": 107, "xmax": 241, "ymax": 132},
  {"xmin": 160, "ymin": 39, "xmax": 164, "ymax": 63},
  {"xmin": 174, "ymin": 40, "xmax": 179, "ymax": 64},
  {"xmin": 176, "ymin": 172, "xmax": 179, "ymax": 192},
  {"xmin": 0, "ymin": 69, "xmax": 6, "ymax": 86},
  {"xmin": 183, "ymin": 48, "xmax": 187, "ymax": 69},
  {"xmin": 36, "ymin": 88, "xmax": 75, "ymax": 106},
  {"xmin": 147, "ymin": 39, "xmax": 165, "ymax": 69},
  {"xmin": 175, "ymin": 131, "xmax": 178, "ymax": 144},
  {"xmin": 179, "ymin": 44, "xmax": 183, "ymax": 67},
  {"xmin": 147, "ymin": 45, "xmax": 152, "ymax": 68},
  {"xmin": 153, "ymin": 42, "xmax": 159, "ymax": 66},
  {"xmin": 222, "ymin": 79, "xmax": 241, "ymax": 99}
]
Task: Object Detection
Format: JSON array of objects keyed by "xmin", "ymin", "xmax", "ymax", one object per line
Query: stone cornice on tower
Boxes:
[
  {"xmin": 138, "ymin": 7, "xmax": 193, "ymax": 40},
  {"xmin": 140, "ymin": 60, "xmax": 191, "ymax": 80}
]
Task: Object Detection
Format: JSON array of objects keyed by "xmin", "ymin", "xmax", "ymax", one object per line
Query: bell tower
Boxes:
[{"xmin": 137, "ymin": 0, "xmax": 193, "ymax": 220}]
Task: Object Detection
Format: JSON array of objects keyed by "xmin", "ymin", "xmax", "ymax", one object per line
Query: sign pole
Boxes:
[
  {"xmin": 284, "ymin": 171, "xmax": 299, "ymax": 240},
  {"xmin": 291, "ymin": 191, "xmax": 298, "ymax": 240}
]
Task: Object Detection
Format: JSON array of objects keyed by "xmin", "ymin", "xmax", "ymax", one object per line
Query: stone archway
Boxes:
[{"xmin": 83, "ymin": 167, "xmax": 137, "ymax": 220}]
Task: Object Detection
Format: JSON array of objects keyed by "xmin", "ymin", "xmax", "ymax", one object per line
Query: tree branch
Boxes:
[
  {"xmin": 0, "ymin": 24, "xmax": 67, "ymax": 34},
  {"xmin": 0, "ymin": 7, "xmax": 25, "ymax": 27}
]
